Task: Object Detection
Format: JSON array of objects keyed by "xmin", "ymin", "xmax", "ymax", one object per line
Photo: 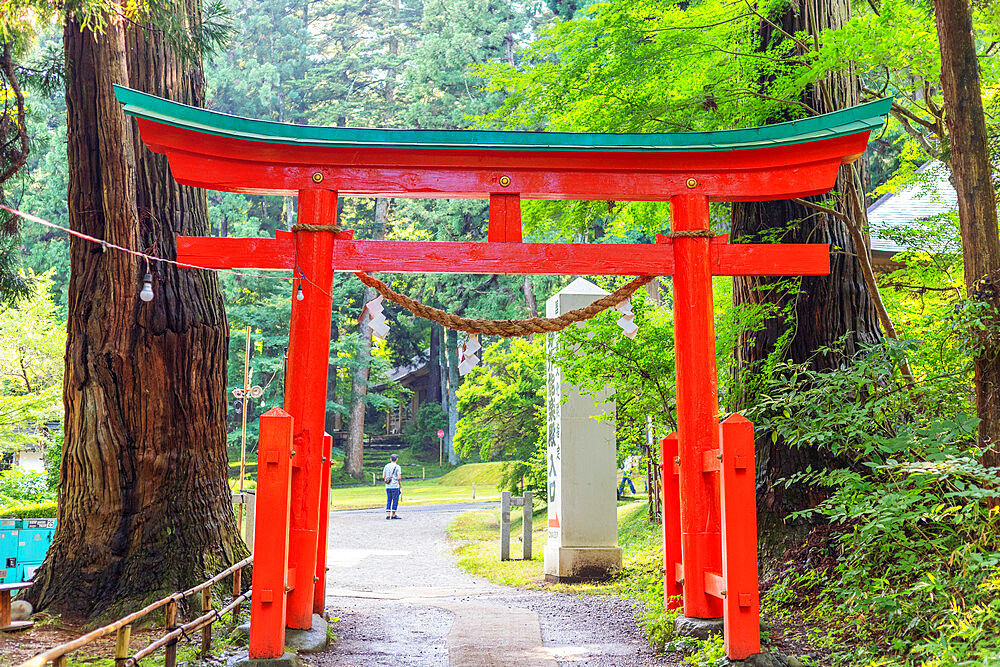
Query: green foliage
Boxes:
[
  {"xmin": 403, "ymin": 402, "xmax": 448, "ymax": 453},
  {"xmin": 455, "ymin": 337, "xmax": 546, "ymax": 461},
  {"xmin": 750, "ymin": 338, "xmax": 1000, "ymax": 664},
  {"xmin": 0, "ymin": 468, "xmax": 54, "ymax": 506},
  {"xmin": 497, "ymin": 436, "xmax": 547, "ymax": 501},
  {"xmin": 552, "ymin": 284, "xmax": 677, "ymax": 454},
  {"xmin": 749, "ymin": 339, "xmax": 977, "ymax": 462},
  {"xmin": 0, "ymin": 270, "xmax": 65, "ymax": 456},
  {"xmin": 43, "ymin": 431, "xmax": 61, "ymax": 488},
  {"xmin": 0, "ymin": 500, "xmax": 57, "ymax": 518},
  {"xmin": 772, "ymin": 454, "xmax": 1000, "ymax": 664}
]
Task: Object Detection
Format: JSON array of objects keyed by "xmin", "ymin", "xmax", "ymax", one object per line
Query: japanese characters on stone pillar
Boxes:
[{"xmin": 544, "ymin": 278, "xmax": 622, "ymax": 581}]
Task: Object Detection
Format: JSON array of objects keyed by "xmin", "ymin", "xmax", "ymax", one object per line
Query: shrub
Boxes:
[
  {"xmin": 751, "ymin": 339, "xmax": 1000, "ymax": 663},
  {"xmin": 403, "ymin": 402, "xmax": 449, "ymax": 454},
  {"xmin": 0, "ymin": 500, "xmax": 57, "ymax": 518},
  {"xmin": 497, "ymin": 436, "xmax": 547, "ymax": 501},
  {"xmin": 0, "ymin": 468, "xmax": 55, "ymax": 505}
]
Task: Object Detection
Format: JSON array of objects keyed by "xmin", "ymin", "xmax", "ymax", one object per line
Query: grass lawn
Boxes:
[
  {"xmin": 329, "ymin": 450, "xmax": 459, "ymax": 486},
  {"xmin": 328, "ymin": 461, "xmax": 504, "ymax": 510},
  {"xmin": 446, "ymin": 498, "xmax": 658, "ymax": 594}
]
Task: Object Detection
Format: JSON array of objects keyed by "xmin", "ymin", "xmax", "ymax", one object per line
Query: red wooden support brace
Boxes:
[
  {"xmin": 176, "ymin": 234, "xmax": 830, "ymax": 277},
  {"xmin": 285, "ymin": 190, "xmax": 339, "ymax": 629},
  {"xmin": 670, "ymin": 194, "xmax": 723, "ymax": 620},
  {"xmin": 661, "ymin": 433, "xmax": 683, "ymax": 609},
  {"xmin": 314, "ymin": 432, "xmax": 333, "ymax": 614},
  {"xmin": 250, "ymin": 408, "xmax": 294, "ymax": 659},
  {"xmin": 488, "ymin": 193, "xmax": 522, "ymax": 243},
  {"xmin": 719, "ymin": 414, "xmax": 760, "ymax": 659}
]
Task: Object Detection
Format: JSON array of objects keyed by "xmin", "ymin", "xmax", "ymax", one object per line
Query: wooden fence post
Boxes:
[
  {"xmin": 114, "ymin": 624, "xmax": 131, "ymax": 667},
  {"xmin": 232, "ymin": 567, "xmax": 243, "ymax": 620},
  {"xmin": 719, "ymin": 414, "xmax": 760, "ymax": 659},
  {"xmin": 250, "ymin": 408, "xmax": 294, "ymax": 659},
  {"xmin": 522, "ymin": 491, "xmax": 533, "ymax": 560},
  {"xmin": 164, "ymin": 598, "xmax": 178, "ymax": 667},
  {"xmin": 500, "ymin": 492, "xmax": 511, "ymax": 561},
  {"xmin": 201, "ymin": 588, "xmax": 212, "ymax": 654}
]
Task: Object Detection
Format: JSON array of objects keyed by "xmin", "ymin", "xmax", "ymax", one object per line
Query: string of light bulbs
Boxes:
[{"xmin": 0, "ymin": 205, "xmax": 325, "ymax": 301}]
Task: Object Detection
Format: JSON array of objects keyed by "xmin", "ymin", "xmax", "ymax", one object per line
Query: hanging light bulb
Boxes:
[
  {"xmin": 139, "ymin": 272, "xmax": 154, "ymax": 302},
  {"xmin": 295, "ymin": 269, "xmax": 306, "ymax": 301}
]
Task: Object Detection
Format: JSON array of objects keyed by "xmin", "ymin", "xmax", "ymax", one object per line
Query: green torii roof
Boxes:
[{"xmin": 114, "ymin": 85, "xmax": 892, "ymax": 154}]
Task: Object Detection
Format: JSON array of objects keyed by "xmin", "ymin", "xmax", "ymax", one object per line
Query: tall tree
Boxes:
[
  {"xmin": 345, "ymin": 199, "xmax": 387, "ymax": 479},
  {"xmin": 728, "ymin": 0, "xmax": 883, "ymax": 512},
  {"xmin": 0, "ymin": 37, "xmax": 32, "ymax": 303},
  {"xmin": 932, "ymin": 0, "xmax": 1000, "ymax": 468},
  {"xmin": 27, "ymin": 3, "xmax": 245, "ymax": 619}
]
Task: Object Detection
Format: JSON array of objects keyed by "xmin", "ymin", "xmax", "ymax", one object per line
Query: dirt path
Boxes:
[{"xmin": 312, "ymin": 503, "xmax": 678, "ymax": 667}]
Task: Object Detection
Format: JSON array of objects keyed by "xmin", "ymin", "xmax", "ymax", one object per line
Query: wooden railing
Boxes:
[{"xmin": 18, "ymin": 556, "xmax": 252, "ymax": 667}]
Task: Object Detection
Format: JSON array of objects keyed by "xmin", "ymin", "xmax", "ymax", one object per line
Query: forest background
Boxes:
[{"xmin": 1, "ymin": 0, "xmax": 1000, "ymax": 663}]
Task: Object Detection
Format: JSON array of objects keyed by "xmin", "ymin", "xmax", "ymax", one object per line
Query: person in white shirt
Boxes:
[{"xmin": 383, "ymin": 453, "xmax": 402, "ymax": 520}]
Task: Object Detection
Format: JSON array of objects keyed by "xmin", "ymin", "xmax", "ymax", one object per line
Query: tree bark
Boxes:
[
  {"xmin": 445, "ymin": 327, "xmax": 460, "ymax": 465},
  {"xmin": 427, "ymin": 323, "xmax": 442, "ymax": 404},
  {"xmin": 439, "ymin": 326, "xmax": 449, "ymax": 415},
  {"xmin": 28, "ymin": 5, "xmax": 245, "ymax": 620},
  {"xmin": 933, "ymin": 0, "xmax": 1000, "ymax": 468},
  {"xmin": 730, "ymin": 0, "xmax": 882, "ymax": 513},
  {"xmin": 346, "ymin": 287, "xmax": 375, "ymax": 479},
  {"xmin": 644, "ymin": 278, "xmax": 664, "ymax": 306},
  {"xmin": 522, "ymin": 276, "xmax": 539, "ymax": 317}
]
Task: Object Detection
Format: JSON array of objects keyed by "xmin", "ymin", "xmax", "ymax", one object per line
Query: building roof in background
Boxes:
[
  {"xmin": 868, "ymin": 161, "xmax": 957, "ymax": 254},
  {"xmin": 385, "ymin": 349, "xmax": 431, "ymax": 384}
]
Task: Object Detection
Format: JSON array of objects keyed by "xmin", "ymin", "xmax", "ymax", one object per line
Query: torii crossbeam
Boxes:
[{"xmin": 115, "ymin": 85, "xmax": 891, "ymax": 661}]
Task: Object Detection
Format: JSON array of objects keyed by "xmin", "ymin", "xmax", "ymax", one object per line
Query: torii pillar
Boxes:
[{"xmin": 283, "ymin": 190, "xmax": 338, "ymax": 629}]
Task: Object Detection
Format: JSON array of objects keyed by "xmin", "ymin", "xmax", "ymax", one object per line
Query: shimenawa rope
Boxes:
[
  {"xmin": 356, "ymin": 271, "xmax": 652, "ymax": 337},
  {"xmin": 289, "ymin": 222, "xmax": 709, "ymax": 336}
]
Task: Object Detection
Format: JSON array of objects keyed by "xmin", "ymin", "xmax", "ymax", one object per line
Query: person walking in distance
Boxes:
[{"xmin": 383, "ymin": 453, "xmax": 402, "ymax": 520}]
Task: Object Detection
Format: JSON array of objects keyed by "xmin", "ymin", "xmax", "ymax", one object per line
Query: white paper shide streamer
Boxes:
[
  {"xmin": 458, "ymin": 335, "xmax": 481, "ymax": 376},
  {"xmin": 615, "ymin": 298, "xmax": 638, "ymax": 338},
  {"xmin": 361, "ymin": 294, "xmax": 389, "ymax": 341}
]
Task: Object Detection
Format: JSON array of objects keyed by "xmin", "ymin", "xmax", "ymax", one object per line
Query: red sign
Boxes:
[{"xmin": 437, "ymin": 430, "xmax": 445, "ymax": 439}]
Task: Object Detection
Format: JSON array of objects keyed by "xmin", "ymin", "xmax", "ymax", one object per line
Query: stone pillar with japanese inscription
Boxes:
[{"xmin": 544, "ymin": 278, "xmax": 622, "ymax": 581}]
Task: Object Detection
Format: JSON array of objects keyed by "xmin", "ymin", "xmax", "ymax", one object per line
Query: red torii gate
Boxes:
[{"xmin": 115, "ymin": 85, "xmax": 890, "ymax": 660}]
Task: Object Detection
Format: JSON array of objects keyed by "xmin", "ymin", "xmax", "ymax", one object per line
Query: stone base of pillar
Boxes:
[{"xmin": 543, "ymin": 545, "xmax": 622, "ymax": 582}]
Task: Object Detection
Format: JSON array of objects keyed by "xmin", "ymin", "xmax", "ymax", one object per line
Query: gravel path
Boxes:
[{"xmin": 311, "ymin": 503, "xmax": 678, "ymax": 667}]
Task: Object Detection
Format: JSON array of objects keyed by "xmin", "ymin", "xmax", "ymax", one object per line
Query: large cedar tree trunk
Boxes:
[
  {"xmin": 28, "ymin": 7, "xmax": 245, "ymax": 620},
  {"xmin": 933, "ymin": 0, "xmax": 1000, "ymax": 468},
  {"xmin": 729, "ymin": 0, "xmax": 882, "ymax": 513},
  {"xmin": 427, "ymin": 324, "xmax": 442, "ymax": 405},
  {"xmin": 445, "ymin": 328, "xmax": 460, "ymax": 465},
  {"xmin": 346, "ymin": 286, "xmax": 375, "ymax": 479}
]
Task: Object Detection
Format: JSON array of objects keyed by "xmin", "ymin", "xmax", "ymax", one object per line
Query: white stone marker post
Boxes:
[{"xmin": 544, "ymin": 278, "xmax": 622, "ymax": 581}]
